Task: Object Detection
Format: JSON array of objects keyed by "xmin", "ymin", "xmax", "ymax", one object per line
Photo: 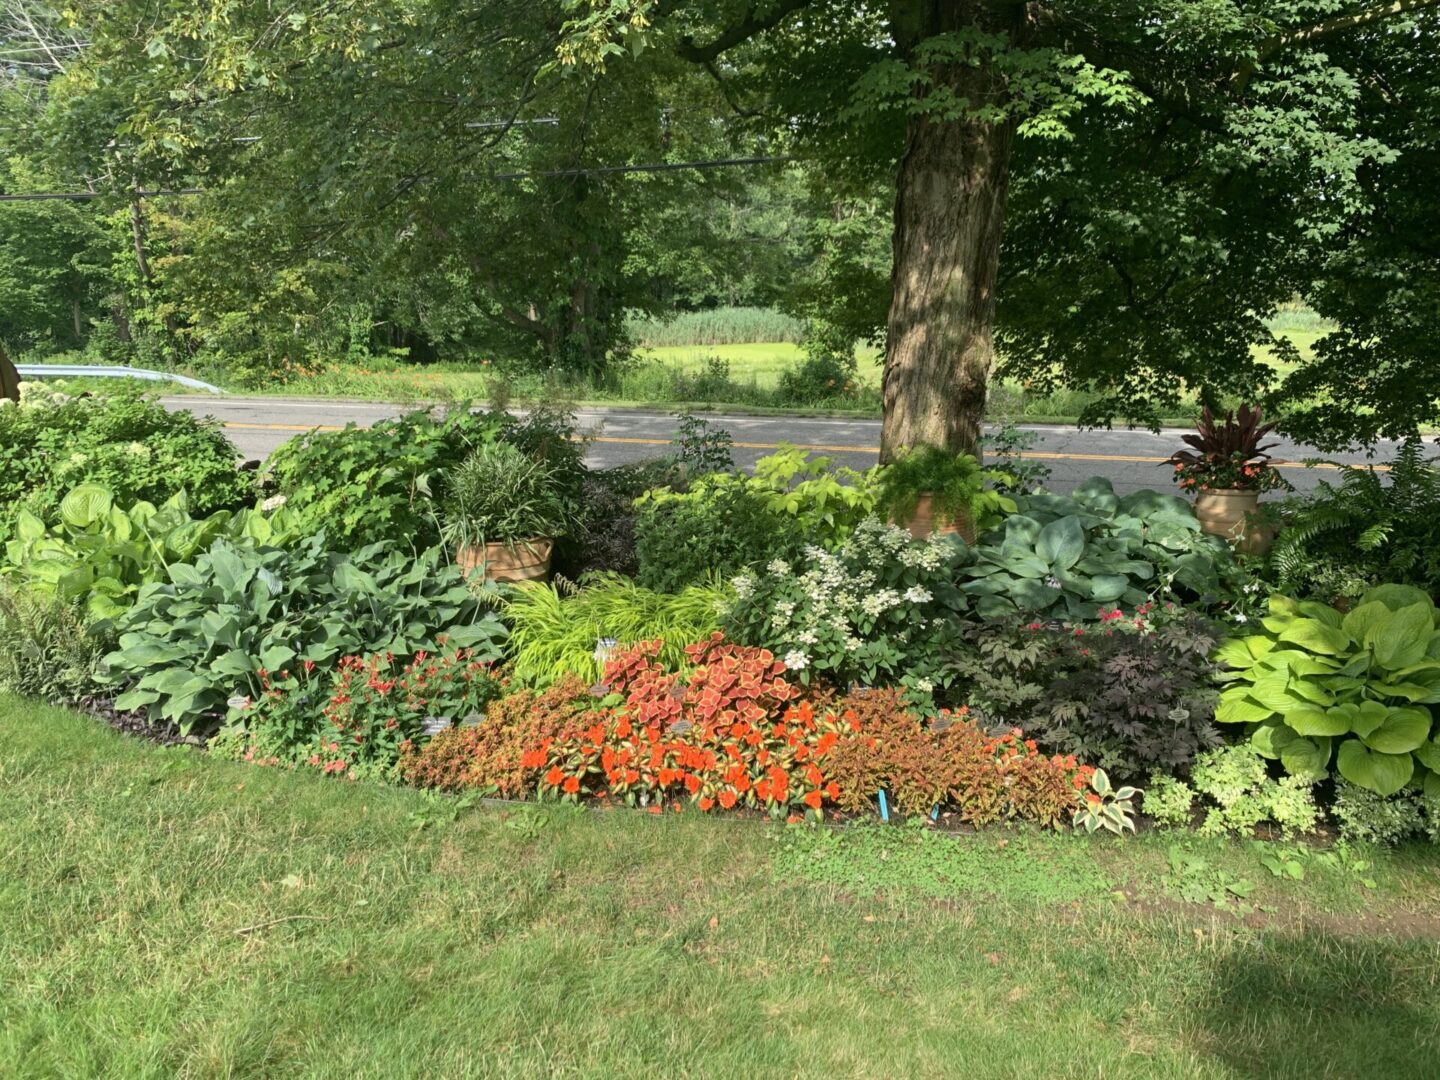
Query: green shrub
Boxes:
[
  {"xmin": 1266, "ymin": 437, "xmax": 1440, "ymax": 604},
  {"xmin": 640, "ymin": 444, "xmax": 883, "ymax": 553},
  {"xmin": 724, "ymin": 517, "xmax": 969, "ymax": 696},
  {"xmin": 635, "ymin": 483, "xmax": 802, "ymax": 592},
  {"xmin": 0, "ymin": 386, "xmax": 250, "ymax": 539},
  {"xmin": 1330, "ymin": 779, "xmax": 1435, "ymax": 846},
  {"xmin": 102, "ymin": 537, "xmax": 506, "ymax": 731},
  {"xmin": 960, "ymin": 478, "xmax": 1235, "ymax": 621},
  {"xmin": 1144, "ymin": 744, "xmax": 1321, "ymax": 837},
  {"xmin": 265, "ymin": 404, "xmax": 587, "ymax": 552},
  {"xmin": 503, "ymin": 573, "xmax": 729, "ymax": 686},
  {"xmin": 264, "ymin": 405, "xmax": 507, "ymax": 550},
  {"xmin": 947, "ymin": 610, "xmax": 1224, "ymax": 780},
  {"xmin": 4, "ymin": 483, "xmax": 295, "ymax": 625},
  {"xmin": 0, "ymin": 582, "xmax": 107, "ymax": 705},
  {"xmin": 1214, "ymin": 586, "xmax": 1440, "ymax": 796}
]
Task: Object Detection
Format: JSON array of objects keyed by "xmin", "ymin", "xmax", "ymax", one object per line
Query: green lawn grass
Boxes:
[{"xmin": 4, "ymin": 695, "xmax": 1440, "ymax": 1078}]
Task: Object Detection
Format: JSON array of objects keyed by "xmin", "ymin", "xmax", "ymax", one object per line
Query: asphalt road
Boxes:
[{"xmin": 163, "ymin": 396, "xmax": 1403, "ymax": 497}]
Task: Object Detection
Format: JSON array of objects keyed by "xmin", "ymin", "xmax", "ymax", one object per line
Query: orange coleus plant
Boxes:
[{"xmin": 532, "ymin": 636, "xmax": 844, "ymax": 817}]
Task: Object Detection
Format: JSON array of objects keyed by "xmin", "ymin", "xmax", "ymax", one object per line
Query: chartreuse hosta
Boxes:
[{"xmin": 1216, "ymin": 585, "xmax": 1440, "ymax": 796}]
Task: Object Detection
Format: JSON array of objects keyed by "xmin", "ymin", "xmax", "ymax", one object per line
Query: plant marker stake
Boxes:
[
  {"xmin": 877, "ymin": 790, "xmax": 889, "ymax": 822},
  {"xmin": 930, "ymin": 805, "xmax": 939, "ymax": 822}
]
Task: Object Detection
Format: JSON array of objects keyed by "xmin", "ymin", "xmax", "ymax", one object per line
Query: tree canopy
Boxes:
[{"xmin": 2, "ymin": 1, "xmax": 1436, "ymax": 449}]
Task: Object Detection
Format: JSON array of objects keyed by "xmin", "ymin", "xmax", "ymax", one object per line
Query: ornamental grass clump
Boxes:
[{"xmin": 441, "ymin": 441, "xmax": 568, "ymax": 553}]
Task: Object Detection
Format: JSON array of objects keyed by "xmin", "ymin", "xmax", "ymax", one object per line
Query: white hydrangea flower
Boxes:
[
  {"xmin": 795, "ymin": 629, "xmax": 818, "ymax": 646},
  {"xmin": 731, "ymin": 573, "xmax": 756, "ymax": 599},
  {"xmin": 124, "ymin": 441, "xmax": 151, "ymax": 459},
  {"xmin": 844, "ymin": 635, "xmax": 863, "ymax": 652},
  {"xmin": 903, "ymin": 585, "xmax": 932, "ymax": 604},
  {"xmin": 767, "ymin": 558, "xmax": 792, "ymax": 576},
  {"xmin": 261, "ymin": 494, "xmax": 288, "ymax": 511},
  {"xmin": 783, "ymin": 650, "xmax": 809, "ymax": 671},
  {"xmin": 912, "ymin": 678, "xmax": 934, "ymax": 694}
]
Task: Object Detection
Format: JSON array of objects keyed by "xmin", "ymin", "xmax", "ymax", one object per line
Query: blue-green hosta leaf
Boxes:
[
  {"xmin": 1280, "ymin": 735, "xmax": 1332, "ymax": 780},
  {"xmin": 1088, "ymin": 574, "xmax": 1130, "ymax": 603},
  {"xmin": 1001, "ymin": 553, "xmax": 1051, "ymax": 579},
  {"xmin": 1337, "ymin": 740, "xmax": 1414, "ymax": 796},
  {"xmin": 114, "ymin": 688, "xmax": 160, "ymax": 711},
  {"xmin": 1036, "ymin": 515, "xmax": 1086, "ymax": 572},
  {"xmin": 1359, "ymin": 706, "xmax": 1432, "ymax": 754},
  {"xmin": 211, "ymin": 649, "xmax": 258, "ymax": 678},
  {"xmin": 257, "ymin": 644, "xmax": 297, "ymax": 673}
]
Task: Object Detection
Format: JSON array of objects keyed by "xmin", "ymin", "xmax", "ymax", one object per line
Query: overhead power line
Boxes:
[{"xmin": 0, "ymin": 155, "xmax": 791, "ymax": 202}]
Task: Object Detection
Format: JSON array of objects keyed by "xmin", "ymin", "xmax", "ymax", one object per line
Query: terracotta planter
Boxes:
[
  {"xmin": 455, "ymin": 538, "xmax": 554, "ymax": 584},
  {"xmin": 902, "ymin": 493, "xmax": 975, "ymax": 544},
  {"xmin": 1194, "ymin": 489, "xmax": 1271, "ymax": 555}
]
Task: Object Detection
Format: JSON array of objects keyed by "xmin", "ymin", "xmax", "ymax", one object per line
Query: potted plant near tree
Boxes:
[
  {"xmin": 441, "ymin": 442, "xmax": 566, "ymax": 584},
  {"xmin": 1168, "ymin": 405, "xmax": 1286, "ymax": 554},
  {"xmin": 875, "ymin": 444, "xmax": 1015, "ymax": 542}
]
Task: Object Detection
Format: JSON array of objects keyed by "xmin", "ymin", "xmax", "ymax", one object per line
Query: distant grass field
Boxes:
[{"xmin": 5, "ymin": 695, "xmax": 1440, "ymax": 1078}]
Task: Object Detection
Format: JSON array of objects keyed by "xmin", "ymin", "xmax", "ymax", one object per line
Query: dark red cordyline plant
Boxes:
[{"xmin": 1168, "ymin": 405, "xmax": 1285, "ymax": 492}]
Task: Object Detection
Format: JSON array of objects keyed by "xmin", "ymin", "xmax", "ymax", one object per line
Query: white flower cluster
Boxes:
[{"xmin": 730, "ymin": 514, "xmax": 962, "ymax": 676}]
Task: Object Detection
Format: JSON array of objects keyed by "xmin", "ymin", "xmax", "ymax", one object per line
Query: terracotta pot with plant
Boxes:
[
  {"xmin": 1168, "ymin": 405, "xmax": 1287, "ymax": 555},
  {"xmin": 441, "ymin": 442, "xmax": 566, "ymax": 584},
  {"xmin": 875, "ymin": 444, "xmax": 1016, "ymax": 543}
]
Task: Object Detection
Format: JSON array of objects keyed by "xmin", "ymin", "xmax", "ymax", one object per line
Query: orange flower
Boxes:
[
  {"xmin": 803, "ymin": 790, "xmax": 823, "ymax": 810},
  {"xmin": 718, "ymin": 790, "xmax": 738, "ymax": 809},
  {"xmin": 562, "ymin": 776, "xmax": 580, "ymax": 794},
  {"xmin": 544, "ymin": 766, "xmax": 564, "ymax": 787},
  {"xmin": 699, "ymin": 796, "xmax": 715, "ymax": 811}
]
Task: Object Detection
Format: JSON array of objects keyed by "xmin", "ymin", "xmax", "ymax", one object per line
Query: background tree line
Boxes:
[{"xmin": 2, "ymin": 1, "xmax": 1437, "ymax": 454}]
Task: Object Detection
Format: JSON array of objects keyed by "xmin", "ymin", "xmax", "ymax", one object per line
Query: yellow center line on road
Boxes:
[{"xmin": 221, "ymin": 421, "xmax": 1354, "ymax": 469}]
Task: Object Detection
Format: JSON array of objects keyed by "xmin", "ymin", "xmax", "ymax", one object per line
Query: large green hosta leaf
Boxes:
[{"xmin": 1336, "ymin": 741, "xmax": 1414, "ymax": 796}]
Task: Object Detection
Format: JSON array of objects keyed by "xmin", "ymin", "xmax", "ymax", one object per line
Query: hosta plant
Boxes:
[
  {"xmin": 958, "ymin": 478, "xmax": 1233, "ymax": 621},
  {"xmin": 4, "ymin": 483, "xmax": 296, "ymax": 625},
  {"xmin": 102, "ymin": 536, "xmax": 506, "ymax": 731},
  {"xmin": 1072, "ymin": 769, "xmax": 1139, "ymax": 835},
  {"xmin": 1215, "ymin": 585, "xmax": 1440, "ymax": 796}
]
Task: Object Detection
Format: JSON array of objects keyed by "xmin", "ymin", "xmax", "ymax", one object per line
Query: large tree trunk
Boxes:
[{"xmin": 880, "ymin": 11, "xmax": 1016, "ymax": 463}]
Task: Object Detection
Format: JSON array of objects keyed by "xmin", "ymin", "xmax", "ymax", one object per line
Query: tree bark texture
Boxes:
[{"xmin": 881, "ymin": 4, "xmax": 1016, "ymax": 463}]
